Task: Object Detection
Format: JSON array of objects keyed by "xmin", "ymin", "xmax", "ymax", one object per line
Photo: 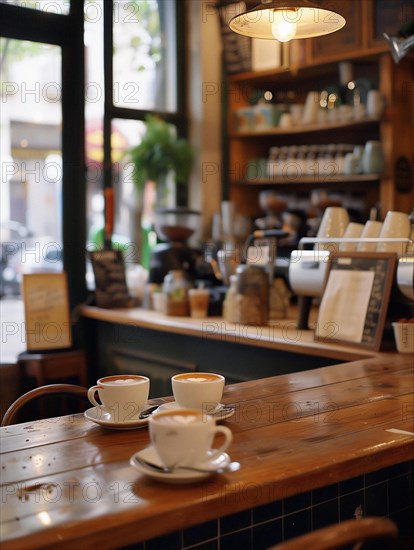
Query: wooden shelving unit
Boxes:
[
  {"xmin": 229, "ymin": 117, "xmax": 381, "ymax": 139},
  {"xmin": 234, "ymin": 174, "xmax": 381, "ymax": 186},
  {"xmin": 224, "ymin": 0, "xmax": 414, "ymax": 220}
]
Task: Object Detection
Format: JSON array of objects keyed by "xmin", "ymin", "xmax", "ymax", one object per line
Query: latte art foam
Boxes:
[
  {"xmin": 175, "ymin": 373, "xmax": 221, "ymax": 383},
  {"xmin": 106, "ymin": 378, "xmax": 140, "ymax": 385},
  {"xmin": 158, "ymin": 413, "xmax": 201, "ymax": 425}
]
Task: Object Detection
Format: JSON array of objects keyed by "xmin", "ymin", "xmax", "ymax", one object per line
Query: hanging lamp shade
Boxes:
[{"xmin": 229, "ymin": 0, "xmax": 346, "ymax": 41}]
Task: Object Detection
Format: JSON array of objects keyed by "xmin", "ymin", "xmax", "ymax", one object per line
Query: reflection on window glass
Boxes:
[
  {"xmin": 113, "ymin": 0, "xmax": 177, "ymax": 112},
  {"xmin": 86, "ymin": 118, "xmax": 156, "ymax": 267},
  {"xmin": 0, "ymin": 0, "xmax": 70, "ymax": 14},
  {"xmin": 0, "ymin": 39, "xmax": 62, "ymax": 298}
]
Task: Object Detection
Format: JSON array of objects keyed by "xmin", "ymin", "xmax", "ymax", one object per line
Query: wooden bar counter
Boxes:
[
  {"xmin": 81, "ymin": 304, "xmax": 375, "ymax": 362},
  {"xmin": 1, "ymin": 346, "xmax": 413, "ymax": 549}
]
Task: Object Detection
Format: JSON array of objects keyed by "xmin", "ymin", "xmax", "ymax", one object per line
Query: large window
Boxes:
[
  {"xmin": 1, "ymin": 0, "xmax": 186, "ymax": 311},
  {"xmin": 0, "ymin": 1, "xmax": 85, "ymax": 361},
  {"xmin": 113, "ymin": 0, "xmax": 178, "ymax": 113},
  {"xmin": 1, "ymin": 40, "xmax": 62, "ymax": 276},
  {"xmin": 83, "ymin": 1, "xmax": 185, "ymax": 268},
  {"xmin": 0, "ymin": 0, "xmax": 186, "ymax": 359},
  {"xmin": 0, "ymin": 2, "xmax": 85, "ymax": 313}
]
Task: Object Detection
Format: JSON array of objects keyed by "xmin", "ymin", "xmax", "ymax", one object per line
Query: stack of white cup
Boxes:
[
  {"xmin": 357, "ymin": 220, "xmax": 383, "ymax": 252},
  {"xmin": 315, "ymin": 206, "xmax": 349, "ymax": 250},
  {"xmin": 376, "ymin": 211, "xmax": 411, "ymax": 255}
]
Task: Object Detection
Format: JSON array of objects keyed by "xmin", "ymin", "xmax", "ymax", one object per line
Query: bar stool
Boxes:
[{"xmin": 17, "ymin": 350, "xmax": 88, "ymax": 418}]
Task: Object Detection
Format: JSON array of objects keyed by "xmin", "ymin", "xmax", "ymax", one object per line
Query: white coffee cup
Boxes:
[
  {"xmin": 357, "ymin": 220, "xmax": 383, "ymax": 252},
  {"xmin": 172, "ymin": 372, "xmax": 225, "ymax": 412},
  {"xmin": 87, "ymin": 374, "xmax": 150, "ymax": 422},
  {"xmin": 377, "ymin": 211, "xmax": 411, "ymax": 255},
  {"xmin": 149, "ymin": 408, "xmax": 233, "ymax": 469},
  {"xmin": 339, "ymin": 222, "xmax": 364, "ymax": 251},
  {"xmin": 316, "ymin": 206, "xmax": 349, "ymax": 252}
]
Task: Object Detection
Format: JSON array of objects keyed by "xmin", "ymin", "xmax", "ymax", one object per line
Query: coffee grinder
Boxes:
[{"xmin": 148, "ymin": 207, "xmax": 203, "ymax": 284}]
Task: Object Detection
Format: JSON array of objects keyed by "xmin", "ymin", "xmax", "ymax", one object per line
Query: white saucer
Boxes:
[
  {"xmin": 130, "ymin": 446, "xmax": 231, "ymax": 483},
  {"xmin": 84, "ymin": 407, "xmax": 151, "ymax": 430},
  {"xmin": 156, "ymin": 401, "xmax": 235, "ymax": 421}
]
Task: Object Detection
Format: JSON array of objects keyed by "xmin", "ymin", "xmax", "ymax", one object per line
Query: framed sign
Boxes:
[
  {"xmin": 22, "ymin": 272, "xmax": 72, "ymax": 351},
  {"xmin": 89, "ymin": 249, "xmax": 135, "ymax": 309},
  {"xmin": 315, "ymin": 252, "xmax": 397, "ymax": 350}
]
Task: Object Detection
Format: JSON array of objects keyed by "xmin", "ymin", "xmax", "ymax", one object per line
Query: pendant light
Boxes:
[{"xmin": 229, "ymin": 0, "xmax": 346, "ymax": 42}]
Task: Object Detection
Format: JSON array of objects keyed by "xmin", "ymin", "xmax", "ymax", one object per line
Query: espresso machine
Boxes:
[{"xmin": 148, "ymin": 208, "xmax": 203, "ymax": 284}]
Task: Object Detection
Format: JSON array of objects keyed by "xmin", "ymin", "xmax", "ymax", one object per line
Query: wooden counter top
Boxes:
[
  {"xmin": 81, "ymin": 305, "xmax": 377, "ymax": 362},
  {"xmin": 1, "ymin": 352, "xmax": 413, "ymax": 549}
]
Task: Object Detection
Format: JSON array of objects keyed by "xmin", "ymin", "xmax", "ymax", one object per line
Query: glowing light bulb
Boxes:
[{"xmin": 271, "ymin": 10, "xmax": 297, "ymax": 42}]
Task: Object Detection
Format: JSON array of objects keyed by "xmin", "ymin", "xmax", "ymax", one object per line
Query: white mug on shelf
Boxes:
[
  {"xmin": 302, "ymin": 91, "xmax": 320, "ymax": 125},
  {"xmin": 362, "ymin": 141, "xmax": 385, "ymax": 175},
  {"xmin": 366, "ymin": 90, "xmax": 385, "ymax": 118},
  {"xmin": 279, "ymin": 112, "xmax": 293, "ymax": 129}
]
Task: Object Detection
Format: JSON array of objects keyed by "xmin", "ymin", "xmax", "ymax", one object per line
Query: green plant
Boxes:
[{"xmin": 128, "ymin": 115, "xmax": 195, "ymax": 195}]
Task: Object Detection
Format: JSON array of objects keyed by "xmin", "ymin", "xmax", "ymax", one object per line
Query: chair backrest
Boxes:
[
  {"xmin": 1, "ymin": 384, "xmax": 89, "ymax": 426},
  {"xmin": 267, "ymin": 517, "xmax": 398, "ymax": 550}
]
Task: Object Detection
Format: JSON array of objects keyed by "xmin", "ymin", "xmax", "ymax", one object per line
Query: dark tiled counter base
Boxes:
[{"xmin": 131, "ymin": 460, "xmax": 413, "ymax": 550}]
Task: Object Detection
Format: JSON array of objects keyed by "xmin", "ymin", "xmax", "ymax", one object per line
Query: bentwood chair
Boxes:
[
  {"xmin": 1, "ymin": 384, "xmax": 89, "ymax": 426},
  {"xmin": 267, "ymin": 517, "xmax": 398, "ymax": 550}
]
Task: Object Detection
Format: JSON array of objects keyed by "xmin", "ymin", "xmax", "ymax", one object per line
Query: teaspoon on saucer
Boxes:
[
  {"xmin": 132, "ymin": 454, "xmax": 240, "ymax": 475},
  {"xmin": 138, "ymin": 405, "xmax": 160, "ymax": 419}
]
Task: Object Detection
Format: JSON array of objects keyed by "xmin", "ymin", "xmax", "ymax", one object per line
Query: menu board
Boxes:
[
  {"xmin": 315, "ymin": 252, "xmax": 397, "ymax": 350},
  {"xmin": 22, "ymin": 272, "xmax": 72, "ymax": 351},
  {"xmin": 89, "ymin": 249, "xmax": 135, "ymax": 309}
]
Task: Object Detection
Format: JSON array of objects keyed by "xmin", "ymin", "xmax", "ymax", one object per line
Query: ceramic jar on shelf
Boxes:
[{"xmin": 362, "ymin": 141, "xmax": 385, "ymax": 175}]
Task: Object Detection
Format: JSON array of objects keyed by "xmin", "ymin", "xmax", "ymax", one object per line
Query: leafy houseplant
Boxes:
[{"xmin": 128, "ymin": 115, "xmax": 195, "ymax": 202}]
